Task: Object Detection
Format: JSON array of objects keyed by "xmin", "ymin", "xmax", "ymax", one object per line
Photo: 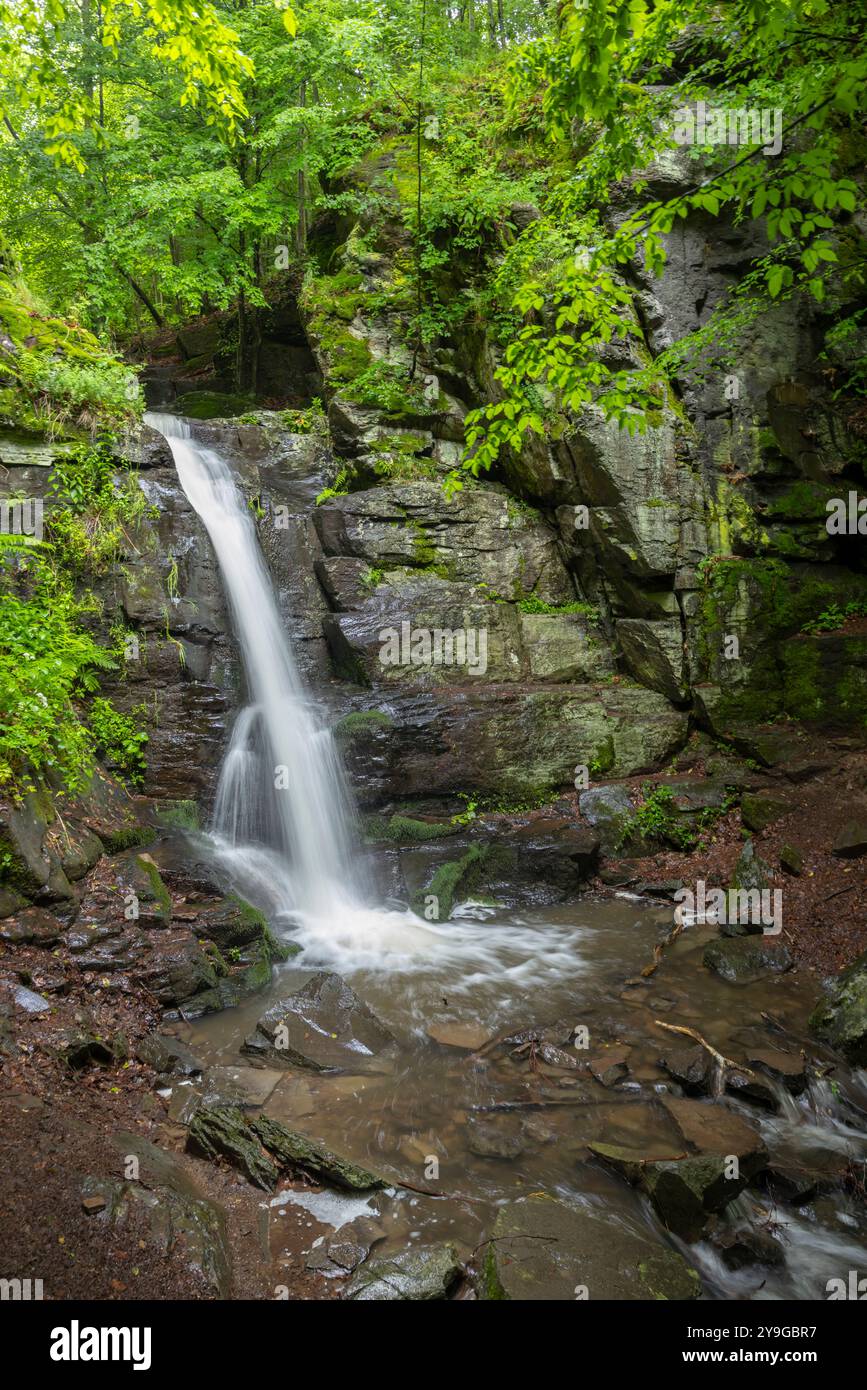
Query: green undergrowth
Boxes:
[{"xmin": 0, "ymin": 268, "xmax": 142, "ymax": 438}]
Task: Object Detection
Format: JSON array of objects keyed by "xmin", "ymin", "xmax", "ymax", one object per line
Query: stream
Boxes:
[{"xmin": 145, "ymin": 413, "xmax": 867, "ymax": 1301}]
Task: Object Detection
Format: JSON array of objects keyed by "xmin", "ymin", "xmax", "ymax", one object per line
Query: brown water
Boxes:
[{"xmin": 183, "ymin": 892, "xmax": 867, "ymax": 1300}]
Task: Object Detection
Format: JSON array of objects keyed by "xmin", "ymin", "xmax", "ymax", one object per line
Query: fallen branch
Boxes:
[
  {"xmin": 640, "ymin": 919, "xmax": 684, "ymax": 978},
  {"xmin": 654, "ymin": 1019, "xmax": 758, "ymax": 1082}
]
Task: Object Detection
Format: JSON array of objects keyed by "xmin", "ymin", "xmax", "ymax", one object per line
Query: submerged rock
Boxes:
[
  {"xmin": 244, "ymin": 971, "xmax": 394, "ymax": 1071},
  {"xmin": 809, "ymin": 949, "xmax": 867, "ymax": 1064},
  {"xmin": 465, "ymin": 1113, "xmax": 526, "ymax": 1160},
  {"xmin": 344, "ymin": 1243, "xmax": 461, "ymax": 1300},
  {"xmin": 703, "ymin": 936, "xmax": 792, "ymax": 982},
  {"xmin": 710, "ymin": 1224, "xmax": 785, "ymax": 1270},
  {"xmin": 478, "ymin": 1195, "xmax": 700, "ymax": 1299}
]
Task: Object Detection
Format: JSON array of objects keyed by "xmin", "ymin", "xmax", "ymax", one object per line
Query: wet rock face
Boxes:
[
  {"xmin": 809, "ymin": 949, "xmax": 867, "ymax": 1064},
  {"xmin": 703, "ymin": 935, "xmax": 793, "ymax": 983},
  {"xmin": 338, "ymin": 683, "xmax": 687, "ymax": 806},
  {"xmin": 244, "ymin": 971, "xmax": 395, "ymax": 1072},
  {"xmin": 478, "ymin": 1195, "xmax": 700, "ymax": 1300},
  {"xmin": 344, "ymin": 1244, "xmax": 461, "ymax": 1300}
]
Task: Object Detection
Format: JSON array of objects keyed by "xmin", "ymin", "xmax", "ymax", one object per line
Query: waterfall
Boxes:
[{"xmin": 145, "ymin": 413, "xmax": 360, "ymax": 920}]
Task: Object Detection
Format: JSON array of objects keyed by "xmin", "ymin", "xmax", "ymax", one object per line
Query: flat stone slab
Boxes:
[
  {"xmin": 478, "ymin": 1195, "xmax": 700, "ymax": 1300},
  {"xmin": 245, "ymin": 971, "xmax": 395, "ymax": 1071}
]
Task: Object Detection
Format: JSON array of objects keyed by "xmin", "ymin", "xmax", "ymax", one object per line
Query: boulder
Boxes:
[
  {"xmin": 249, "ymin": 1115, "xmax": 386, "ymax": 1190},
  {"xmin": 703, "ymin": 936, "xmax": 792, "ymax": 983},
  {"xmin": 344, "ymin": 1244, "xmax": 461, "ymax": 1301},
  {"xmin": 187, "ymin": 1105, "xmax": 279, "ymax": 1190},
  {"xmin": 809, "ymin": 950, "xmax": 867, "ymax": 1064},
  {"xmin": 136, "ymin": 1032, "xmax": 204, "ymax": 1077},
  {"xmin": 832, "ymin": 822, "xmax": 867, "ymax": 858},
  {"xmin": 723, "ymin": 839, "xmax": 773, "ymax": 937},
  {"xmin": 579, "ymin": 784, "xmax": 645, "ymax": 855},
  {"xmin": 741, "ymin": 793, "xmax": 790, "ymax": 833},
  {"xmin": 592, "ymin": 1100, "xmax": 766, "ymax": 1241},
  {"xmin": 102, "ymin": 1132, "xmax": 232, "ymax": 1296},
  {"xmin": 616, "ymin": 618, "xmax": 687, "ymax": 701},
  {"xmin": 244, "ymin": 971, "xmax": 394, "ymax": 1071},
  {"xmin": 478, "ymin": 1195, "xmax": 700, "ymax": 1299}
]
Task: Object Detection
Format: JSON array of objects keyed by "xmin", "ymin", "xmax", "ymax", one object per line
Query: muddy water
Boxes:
[{"xmin": 186, "ymin": 892, "xmax": 867, "ymax": 1300}]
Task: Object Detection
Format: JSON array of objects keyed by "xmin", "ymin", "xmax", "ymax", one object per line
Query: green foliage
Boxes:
[
  {"xmin": 516, "ymin": 595, "xmax": 600, "ymax": 621},
  {"xmin": 0, "ymin": 555, "xmax": 115, "ymax": 793},
  {"xmin": 46, "ymin": 439, "xmax": 152, "ymax": 575},
  {"xmin": 0, "ymin": 270, "xmax": 141, "ymax": 436},
  {"xmin": 87, "ymin": 696, "xmax": 148, "ymax": 786},
  {"xmin": 625, "ymin": 784, "xmax": 696, "ymax": 851},
  {"xmin": 801, "ymin": 600, "xmax": 867, "ymax": 635}
]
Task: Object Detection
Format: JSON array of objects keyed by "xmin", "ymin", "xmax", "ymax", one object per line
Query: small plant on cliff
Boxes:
[
  {"xmin": 87, "ymin": 697, "xmax": 148, "ymax": 787},
  {"xmin": 801, "ymin": 600, "xmax": 867, "ymax": 635},
  {"xmin": 46, "ymin": 439, "xmax": 152, "ymax": 575}
]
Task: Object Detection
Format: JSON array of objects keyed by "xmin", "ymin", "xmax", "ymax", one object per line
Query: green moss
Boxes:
[
  {"xmin": 136, "ymin": 855, "xmax": 172, "ymax": 921},
  {"xmin": 100, "ymin": 825, "xmax": 156, "ymax": 853},
  {"xmin": 764, "ymin": 481, "xmax": 839, "ymax": 522},
  {"xmin": 363, "ymin": 813, "xmax": 458, "ymax": 844},
  {"xmin": 155, "ymin": 799, "xmax": 200, "ymax": 831},
  {"xmin": 411, "ymin": 843, "xmax": 513, "ymax": 921},
  {"xmin": 333, "ymin": 709, "xmax": 393, "ymax": 743},
  {"xmin": 173, "ymin": 391, "xmax": 253, "ymax": 420}
]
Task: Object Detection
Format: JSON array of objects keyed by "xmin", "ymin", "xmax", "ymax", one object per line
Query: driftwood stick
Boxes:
[{"xmin": 654, "ymin": 1019, "xmax": 758, "ymax": 1079}]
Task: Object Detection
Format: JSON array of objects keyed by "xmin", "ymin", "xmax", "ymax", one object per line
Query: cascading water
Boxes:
[
  {"xmin": 145, "ymin": 413, "xmax": 360, "ymax": 922},
  {"xmin": 144, "ymin": 411, "xmax": 592, "ymax": 972}
]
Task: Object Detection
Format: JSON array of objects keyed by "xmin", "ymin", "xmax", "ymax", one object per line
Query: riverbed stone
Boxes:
[
  {"xmin": 136, "ymin": 1032, "xmax": 204, "ymax": 1076},
  {"xmin": 344, "ymin": 1243, "xmax": 461, "ymax": 1300},
  {"xmin": 809, "ymin": 948, "xmax": 867, "ymax": 1064},
  {"xmin": 703, "ymin": 936, "xmax": 792, "ymax": 983},
  {"xmin": 722, "ymin": 839, "xmax": 773, "ymax": 936},
  {"xmin": 478, "ymin": 1195, "xmax": 700, "ymax": 1299},
  {"xmin": 246, "ymin": 971, "xmax": 395, "ymax": 1071}
]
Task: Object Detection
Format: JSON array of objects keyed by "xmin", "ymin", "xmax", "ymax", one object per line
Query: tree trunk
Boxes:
[
  {"xmin": 486, "ymin": 0, "xmax": 497, "ymax": 47},
  {"xmin": 296, "ymin": 80, "xmax": 308, "ymax": 256}
]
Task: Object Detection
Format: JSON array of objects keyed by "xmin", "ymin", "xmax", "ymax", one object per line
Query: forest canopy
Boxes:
[{"xmin": 0, "ymin": 0, "xmax": 864, "ymax": 462}]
